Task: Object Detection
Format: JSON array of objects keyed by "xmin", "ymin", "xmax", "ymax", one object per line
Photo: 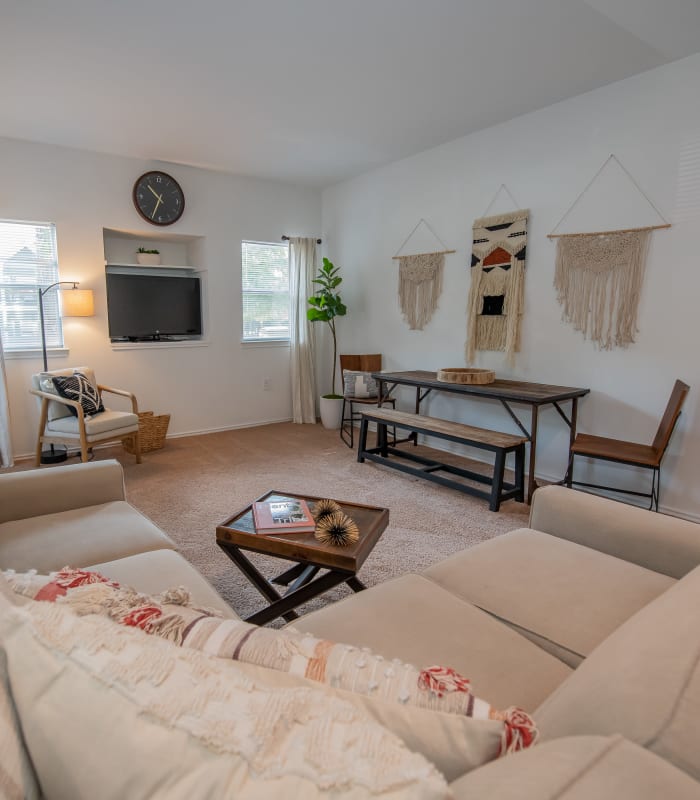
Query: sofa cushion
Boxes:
[
  {"xmin": 449, "ymin": 735, "xmax": 700, "ymax": 799},
  {"xmin": 535, "ymin": 564, "xmax": 700, "ymax": 781},
  {"xmin": 529, "ymin": 485, "xmax": 700, "ymax": 580},
  {"xmin": 294, "ymin": 573, "xmax": 572, "ymax": 712},
  {"xmin": 85, "ymin": 550, "xmax": 238, "ymax": 619},
  {"xmin": 0, "ymin": 593, "xmax": 450, "ymax": 800},
  {"xmin": 424, "ymin": 529, "xmax": 674, "ymax": 667},
  {"xmin": 46, "ymin": 409, "xmax": 138, "ymax": 437},
  {"xmin": 0, "ymin": 460, "xmax": 125, "ymax": 525},
  {"xmin": 0, "ymin": 501, "xmax": 175, "ymax": 572}
]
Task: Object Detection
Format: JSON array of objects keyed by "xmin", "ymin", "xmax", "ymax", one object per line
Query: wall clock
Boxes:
[{"xmin": 132, "ymin": 171, "xmax": 185, "ymax": 226}]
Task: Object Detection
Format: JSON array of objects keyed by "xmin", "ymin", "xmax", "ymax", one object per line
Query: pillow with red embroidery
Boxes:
[
  {"xmin": 3, "ymin": 568, "xmax": 537, "ymax": 762},
  {"xmin": 2, "ymin": 568, "xmax": 221, "ymax": 641}
]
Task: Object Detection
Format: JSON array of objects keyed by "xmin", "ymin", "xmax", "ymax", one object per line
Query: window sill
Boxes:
[
  {"xmin": 4, "ymin": 348, "xmax": 69, "ymax": 361},
  {"xmin": 241, "ymin": 339, "xmax": 291, "ymax": 348},
  {"xmin": 111, "ymin": 340, "xmax": 210, "ymax": 351}
]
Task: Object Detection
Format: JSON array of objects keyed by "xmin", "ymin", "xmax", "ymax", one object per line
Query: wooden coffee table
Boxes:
[{"xmin": 216, "ymin": 490, "xmax": 389, "ymax": 625}]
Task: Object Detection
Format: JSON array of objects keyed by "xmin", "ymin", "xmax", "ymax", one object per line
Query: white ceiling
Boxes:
[{"xmin": 2, "ymin": 0, "xmax": 700, "ymax": 187}]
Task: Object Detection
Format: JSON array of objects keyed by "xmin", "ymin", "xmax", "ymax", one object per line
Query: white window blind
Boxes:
[
  {"xmin": 0, "ymin": 220, "xmax": 63, "ymax": 351},
  {"xmin": 241, "ymin": 240, "xmax": 290, "ymax": 341}
]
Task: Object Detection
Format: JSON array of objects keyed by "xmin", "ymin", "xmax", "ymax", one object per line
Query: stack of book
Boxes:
[{"xmin": 252, "ymin": 497, "xmax": 315, "ymax": 535}]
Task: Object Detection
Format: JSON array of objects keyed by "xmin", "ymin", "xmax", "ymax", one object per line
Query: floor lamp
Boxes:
[{"xmin": 38, "ymin": 281, "xmax": 95, "ymax": 464}]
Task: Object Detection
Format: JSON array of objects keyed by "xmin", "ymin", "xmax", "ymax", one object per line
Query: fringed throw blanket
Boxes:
[
  {"xmin": 467, "ymin": 209, "xmax": 528, "ymax": 364},
  {"xmin": 398, "ymin": 252, "xmax": 444, "ymax": 330},
  {"xmin": 554, "ymin": 230, "xmax": 651, "ymax": 350},
  {"xmin": 5, "ymin": 567, "xmax": 538, "ymax": 757}
]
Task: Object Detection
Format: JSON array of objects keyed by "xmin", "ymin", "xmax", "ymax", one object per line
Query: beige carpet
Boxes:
[{"xmin": 42, "ymin": 423, "xmax": 530, "ymax": 620}]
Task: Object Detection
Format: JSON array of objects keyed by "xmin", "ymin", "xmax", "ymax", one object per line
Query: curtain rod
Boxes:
[{"xmin": 281, "ymin": 235, "xmax": 322, "ymax": 244}]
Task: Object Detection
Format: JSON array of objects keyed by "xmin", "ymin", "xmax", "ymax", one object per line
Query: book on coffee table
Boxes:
[{"xmin": 252, "ymin": 497, "xmax": 316, "ymax": 535}]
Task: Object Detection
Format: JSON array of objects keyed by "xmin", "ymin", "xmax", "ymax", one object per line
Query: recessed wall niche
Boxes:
[{"xmin": 102, "ymin": 227, "xmax": 208, "ymax": 347}]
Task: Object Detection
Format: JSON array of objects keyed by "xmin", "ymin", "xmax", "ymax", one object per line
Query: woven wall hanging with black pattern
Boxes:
[{"xmin": 466, "ymin": 209, "xmax": 529, "ymax": 364}]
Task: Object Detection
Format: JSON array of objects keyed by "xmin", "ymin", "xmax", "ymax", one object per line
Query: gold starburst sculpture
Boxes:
[
  {"xmin": 312, "ymin": 498, "xmax": 342, "ymax": 521},
  {"xmin": 314, "ymin": 511, "xmax": 360, "ymax": 547}
]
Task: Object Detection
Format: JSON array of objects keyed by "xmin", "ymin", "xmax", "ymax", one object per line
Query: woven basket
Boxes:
[{"xmin": 123, "ymin": 411, "xmax": 170, "ymax": 454}]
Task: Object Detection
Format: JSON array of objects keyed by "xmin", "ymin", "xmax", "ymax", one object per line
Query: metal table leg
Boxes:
[{"xmin": 527, "ymin": 405, "xmax": 539, "ymax": 504}]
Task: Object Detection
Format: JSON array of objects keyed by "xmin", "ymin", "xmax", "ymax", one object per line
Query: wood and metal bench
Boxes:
[{"xmin": 358, "ymin": 407, "xmax": 527, "ymax": 511}]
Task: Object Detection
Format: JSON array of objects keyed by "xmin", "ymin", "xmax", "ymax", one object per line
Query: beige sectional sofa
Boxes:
[{"xmin": 1, "ymin": 459, "xmax": 699, "ymax": 797}]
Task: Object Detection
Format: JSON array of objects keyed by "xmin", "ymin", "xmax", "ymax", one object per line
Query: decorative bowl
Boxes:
[{"xmin": 436, "ymin": 368, "xmax": 496, "ymax": 385}]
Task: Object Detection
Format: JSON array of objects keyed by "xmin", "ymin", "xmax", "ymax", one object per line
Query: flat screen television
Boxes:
[{"xmin": 106, "ymin": 273, "xmax": 202, "ymax": 340}]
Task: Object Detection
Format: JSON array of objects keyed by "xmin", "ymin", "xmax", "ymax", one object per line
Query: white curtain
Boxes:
[
  {"xmin": 289, "ymin": 237, "xmax": 317, "ymax": 423},
  {"xmin": 0, "ymin": 329, "xmax": 13, "ymax": 467}
]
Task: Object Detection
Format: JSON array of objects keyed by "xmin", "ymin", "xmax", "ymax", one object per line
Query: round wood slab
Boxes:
[{"xmin": 437, "ymin": 368, "xmax": 495, "ymax": 385}]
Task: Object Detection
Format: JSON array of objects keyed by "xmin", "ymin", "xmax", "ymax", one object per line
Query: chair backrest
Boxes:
[
  {"xmin": 32, "ymin": 367, "xmax": 98, "ymax": 422},
  {"xmin": 652, "ymin": 379, "xmax": 690, "ymax": 456},
  {"xmin": 339, "ymin": 354, "xmax": 382, "ymax": 373}
]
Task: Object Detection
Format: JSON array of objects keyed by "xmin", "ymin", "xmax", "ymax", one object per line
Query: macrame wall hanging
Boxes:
[
  {"xmin": 549, "ymin": 155, "xmax": 671, "ymax": 350},
  {"xmin": 467, "ymin": 186, "xmax": 528, "ymax": 364},
  {"xmin": 392, "ymin": 219, "xmax": 455, "ymax": 330}
]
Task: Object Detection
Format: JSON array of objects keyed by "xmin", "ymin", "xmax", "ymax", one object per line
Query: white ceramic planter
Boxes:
[
  {"xmin": 319, "ymin": 396, "xmax": 343, "ymax": 429},
  {"xmin": 135, "ymin": 253, "xmax": 161, "ymax": 266}
]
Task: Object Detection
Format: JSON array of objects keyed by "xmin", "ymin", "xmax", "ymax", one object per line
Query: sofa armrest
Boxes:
[
  {"xmin": 529, "ymin": 485, "xmax": 700, "ymax": 579},
  {"xmin": 0, "ymin": 460, "xmax": 126, "ymax": 524}
]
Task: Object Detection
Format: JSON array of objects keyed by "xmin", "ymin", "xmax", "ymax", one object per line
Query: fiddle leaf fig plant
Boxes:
[{"xmin": 307, "ymin": 257, "xmax": 347, "ymax": 398}]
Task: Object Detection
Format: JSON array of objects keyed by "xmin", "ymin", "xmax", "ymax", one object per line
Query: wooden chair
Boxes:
[
  {"xmin": 30, "ymin": 367, "xmax": 142, "ymax": 465},
  {"xmin": 339, "ymin": 354, "xmax": 395, "ymax": 448},
  {"xmin": 565, "ymin": 379, "xmax": 689, "ymax": 511}
]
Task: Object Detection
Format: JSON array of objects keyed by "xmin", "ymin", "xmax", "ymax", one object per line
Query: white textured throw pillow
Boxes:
[
  {"xmin": 343, "ymin": 370, "xmax": 378, "ymax": 399},
  {"xmin": 0, "ymin": 575, "xmax": 40, "ymax": 800},
  {"xmin": 3, "ymin": 569, "xmax": 529, "ymax": 782},
  {"xmin": 0, "ymin": 594, "xmax": 450, "ymax": 800}
]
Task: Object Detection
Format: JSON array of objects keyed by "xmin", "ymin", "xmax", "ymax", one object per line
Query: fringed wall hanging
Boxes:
[
  {"xmin": 392, "ymin": 219, "xmax": 455, "ymax": 330},
  {"xmin": 466, "ymin": 196, "xmax": 528, "ymax": 364},
  {"xmin": 549, "ymin": 155, "xmax": 671, "ymax": 350}
]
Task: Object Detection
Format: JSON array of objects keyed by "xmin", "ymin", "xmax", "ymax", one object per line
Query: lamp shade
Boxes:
[{"xmin": 61, "ymin": 288, "xmax": 94, "ymax": 317}]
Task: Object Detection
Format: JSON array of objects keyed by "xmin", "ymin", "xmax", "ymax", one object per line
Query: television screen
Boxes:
[{"xmin": 106, "ymin": 273, "xmax": 202, "ymax": 340}]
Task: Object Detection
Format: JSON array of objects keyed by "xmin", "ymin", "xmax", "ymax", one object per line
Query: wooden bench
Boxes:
[{"xmin": 358, "ymin": 407, "xmax": 527, "ymax": 511}]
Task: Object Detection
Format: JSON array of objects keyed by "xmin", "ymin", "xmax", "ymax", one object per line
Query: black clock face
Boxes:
[{"xmin": 132, "ymin": 171, "xmax": 185, "ymax": 226}]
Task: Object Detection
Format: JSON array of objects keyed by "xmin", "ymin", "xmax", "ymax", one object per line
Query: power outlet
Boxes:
[{"xmin": 263, "ymin": 377, "xmax": 272, "ymax": 391}]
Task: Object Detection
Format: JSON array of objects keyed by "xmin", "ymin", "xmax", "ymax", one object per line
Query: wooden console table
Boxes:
[{"xmin": 372, "ymin": 370, "xmax": 590, "ymax": 503}]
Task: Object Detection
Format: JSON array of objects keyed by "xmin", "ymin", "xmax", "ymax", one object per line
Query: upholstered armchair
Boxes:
[{"xmin": 30, "ymin": 367, "xmax": 141, "ymax": 466}]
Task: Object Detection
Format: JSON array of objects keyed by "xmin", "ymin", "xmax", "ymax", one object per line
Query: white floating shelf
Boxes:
[{"xmin": 106, "ymin": 262, "xmax": 196, "ymax": 271}]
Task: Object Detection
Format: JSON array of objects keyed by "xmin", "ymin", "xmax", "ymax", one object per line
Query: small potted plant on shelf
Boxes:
[
  {"xmin": 135, "ymin": 247, "xmax": 161, "ymax": 266},
  {"xmin": 307, "ymin": 257, "xmax": 347, "ymax": 429}
]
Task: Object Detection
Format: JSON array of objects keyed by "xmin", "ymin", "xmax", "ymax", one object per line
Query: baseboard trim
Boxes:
[
  {"xmin": 166, "ymin": 417, "xmax": 293, "ymax": 439},
  {"xmin": 10, "ymin": 417, "xmax": 294, "ymax": 463}
]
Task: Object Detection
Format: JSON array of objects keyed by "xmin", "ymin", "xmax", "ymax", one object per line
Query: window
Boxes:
[
  {"xmin": 241, "ymin": 240, "xmax": 290, "ymax": 341},
  {"xmin": 0, "ymin": 220, "xmax": 63, "ymax": 351}
]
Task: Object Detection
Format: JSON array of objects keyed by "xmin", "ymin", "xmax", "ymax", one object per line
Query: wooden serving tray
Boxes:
[{"xmin": 437, "ymin": 368, "xmax": 495, "ymax": 385}]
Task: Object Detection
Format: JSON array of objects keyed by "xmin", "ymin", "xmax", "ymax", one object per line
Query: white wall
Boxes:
[
  {"xmin": 322, "ymin": 53, "xmax": 700, "ymax": 519},
  {"xmin": 0, "ymin": 138, "xmax": 321, "ymax": 457}
]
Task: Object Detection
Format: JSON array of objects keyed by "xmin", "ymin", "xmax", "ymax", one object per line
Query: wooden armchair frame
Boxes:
[{"xmin": 30, "ymin": 383, "xmax": 141, "ymax": 466}]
